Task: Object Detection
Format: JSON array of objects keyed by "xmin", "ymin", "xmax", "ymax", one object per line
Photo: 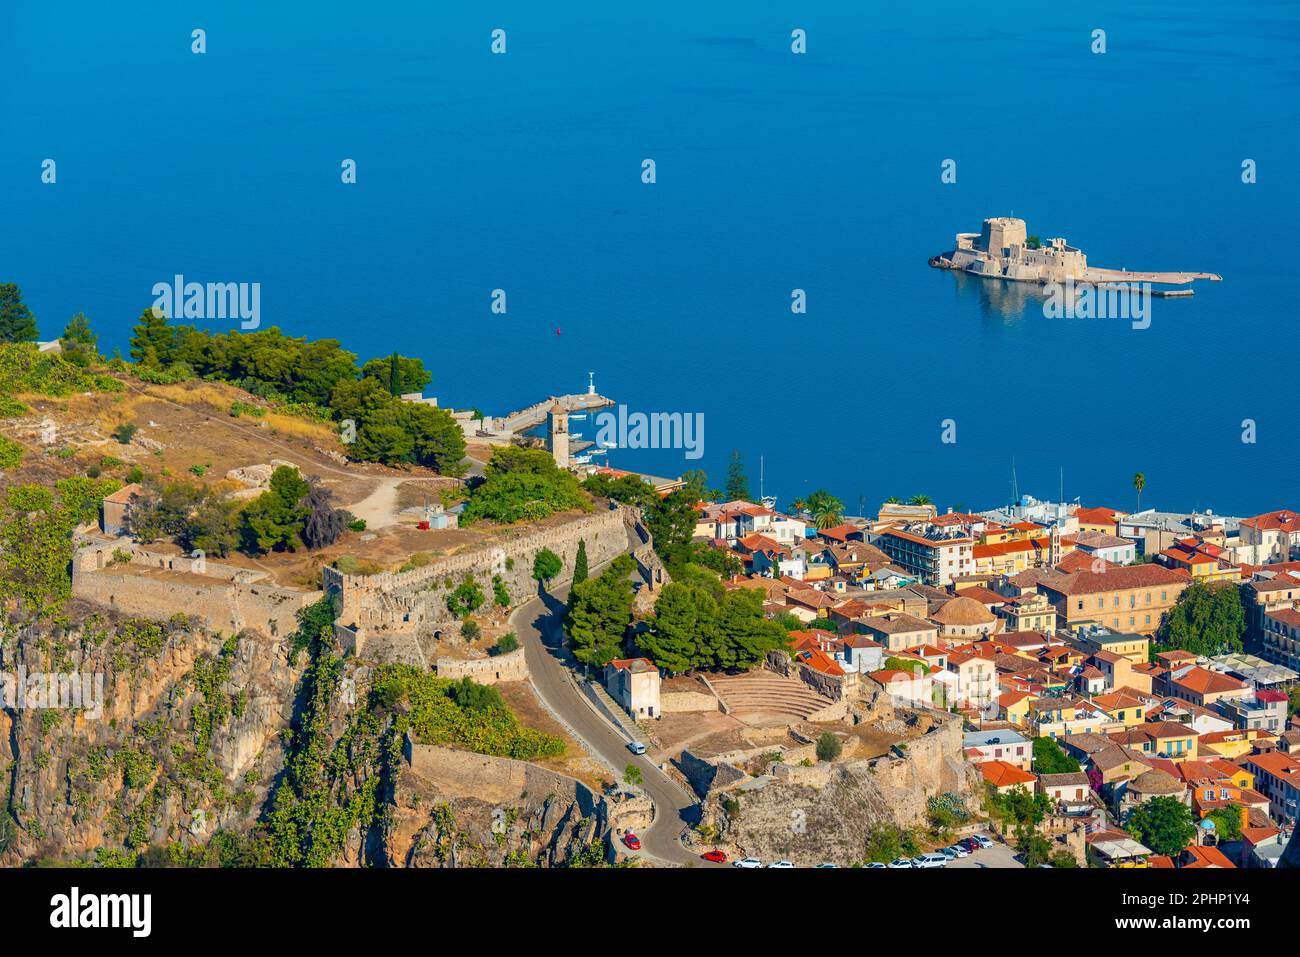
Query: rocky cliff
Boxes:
[
  {"xmin": 693, "ymin": 710, "xmax": 982, "ymax": 867},
  {"xmin": 378, "ymin": 743, "xmax": 650, "ymax": 867},
  {"xmin": 0, "ymin": 601, "xmax": 303, "ymax": 865}
]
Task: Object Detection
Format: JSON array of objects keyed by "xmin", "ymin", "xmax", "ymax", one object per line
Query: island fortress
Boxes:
[{"xmin": 930, "ymin": 217, "xmax": 1221, "ymax": 286}]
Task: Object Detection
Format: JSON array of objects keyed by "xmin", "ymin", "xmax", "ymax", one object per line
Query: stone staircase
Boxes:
[{"xmin": 708, "ymin": 671, "xmax": 838, "ymax": 725}]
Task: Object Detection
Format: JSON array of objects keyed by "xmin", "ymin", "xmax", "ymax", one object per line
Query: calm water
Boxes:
[{"xmin": 4, "ymin": 1, "xmax": 1298, "ymax": 516}]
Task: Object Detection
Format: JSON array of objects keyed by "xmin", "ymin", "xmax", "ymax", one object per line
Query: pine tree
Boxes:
[
  {"xmin": 0, "ymin": 284, "xmax": 38, "ymax": 343},
  {"xmin": 725, "ymin": 449, "xmax": 750, "ymax": 501},
  {"xmin": 573, "ymin": 538, "xmax": 589, "ymax": 585}
]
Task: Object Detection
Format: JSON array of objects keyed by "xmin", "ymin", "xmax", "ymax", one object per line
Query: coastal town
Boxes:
[{"xmin": 0, "ymin": 297, "xmax": 1295, "ymax": 875}]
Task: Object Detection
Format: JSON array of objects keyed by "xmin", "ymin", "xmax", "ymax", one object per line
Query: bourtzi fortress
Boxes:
[{"xmin": 930, "ymin": 216, "xmax": 1221, "ymax": 287}]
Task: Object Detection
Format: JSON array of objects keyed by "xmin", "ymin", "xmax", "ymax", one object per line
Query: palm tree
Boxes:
[
  {"xmin": 908, "ymin": 494, "xmax": 932, "ymax": 506},
  {"xmin": 1133, "ymin": 472, "xmax": 1146, "ymax": 511},
  {"xmin": 885, "ymin": 496, "xmax": 901, "ymax": 505},
  {"xmin": 806, "ymin": 489, "xmax": 844, "ymax": 529}
]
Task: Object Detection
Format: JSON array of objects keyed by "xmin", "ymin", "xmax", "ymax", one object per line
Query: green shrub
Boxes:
[{"xmin": 0, "ymin": 435, "xmax": 22, "ymax": 470}]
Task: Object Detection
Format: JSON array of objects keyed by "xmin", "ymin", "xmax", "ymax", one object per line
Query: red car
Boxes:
[
  {"xmin": 622, "ymin": 833, "xmax": 641, "ymax": 851},
  {"xmin": 701, "ymin": 849, "xmax": 727, "ymax": 863}
]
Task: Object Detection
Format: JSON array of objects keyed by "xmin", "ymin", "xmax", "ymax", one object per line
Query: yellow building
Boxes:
[{"xmin": 1040, "ymin": 563, "xmax": 1190, "ymax": 637}]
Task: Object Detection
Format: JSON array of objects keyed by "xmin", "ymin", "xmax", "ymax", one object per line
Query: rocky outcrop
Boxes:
[
  {"xmin": 0, "ymin": 604, "xmax": 303, "ymax": 864},
  {"xmin": 688, "ymin": 710, "xmax": 981, "ymax": 866},
  {"xmin": 379, "ymin": 742, "xmax": 652, "ymax": 867}
]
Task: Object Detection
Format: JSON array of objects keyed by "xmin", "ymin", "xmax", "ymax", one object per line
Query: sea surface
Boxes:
[{"xmin": 4, "ymin": 1, "xmax": 1298, "ymax": 517}]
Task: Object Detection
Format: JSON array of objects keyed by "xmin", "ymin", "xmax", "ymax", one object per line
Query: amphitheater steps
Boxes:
[{"xmin": 708, "ymin": 671, "xmax": 836, "ymax": 721}]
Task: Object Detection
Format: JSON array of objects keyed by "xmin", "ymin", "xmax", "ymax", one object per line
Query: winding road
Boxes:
[{"xmin": 509, "ymin": 564, "xmax": 705, "ymax": 867}]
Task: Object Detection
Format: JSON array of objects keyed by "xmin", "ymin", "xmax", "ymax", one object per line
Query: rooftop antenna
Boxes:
[
  {"xmin": 586, "ymin": 371, "xmax": 595, "ymax": 396},
  {"xmin": 1011, "ymin": 457, "xmax": 1019, "ymax": 508},
  {"xmin": 1059, "ymin": 466, "xmax": 1064, "ymax": 509}
]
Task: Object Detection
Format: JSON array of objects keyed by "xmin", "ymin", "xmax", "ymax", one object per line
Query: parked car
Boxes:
[
  {"xmin": 626, "ymin": 741, "xmax": 647, "ymax": 755},
  {"xmin": 864, "ymin": 862, "xmax": 886, "ymax": 869},
  {"xmin": 972, "ymin": 835, "xmax": 994, "ymax": 849},
  {"xmin": 938, "ymin": 846, "xmax": 959, "ymax": 860},
  {"xmin": 815, "ymin": 863, "xmax": 839, "ymax": 869},
  {"xmin": 622, "ymin": 833, "xmax": 640, "ymax": 851},
  {"xmin": 887, "ymin": 858, "xmax": 914, "ymax": 869},
  {"xmin": 766, "ymin": 860, "xmax": 794, "ymax": 869},
  {"xmin": 733, "ymin": 857, "xmax": 763, "ymax": 869},
  {"xmin": 913, "ymin": 853, "xmax": 948, "ymax": 868},
  {"xmin": 700, "ymin": 850, "xmax": 727, "ymax": 863},
  {"xmin": 946, "ymin": 844, "xmax": 970, "ymax": 858},
  {"xmin": 959, "ymin": 837, "xmax": 981, "ymax": 852}
]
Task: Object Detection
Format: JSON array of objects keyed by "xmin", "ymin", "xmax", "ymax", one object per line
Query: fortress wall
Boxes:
[
  {"xmin": 403, "ymin": 740, "xmax": 598, "ymax": 818},
  {"xmin": 71, "ymin": 567, "xmax": 319, "ymax": 639},
  {"xmin": 328, "ymin": 506, "xmax": 633, "ymax": 635},
  {"xmin": 435, "ymin": 648, "xmax": 528, "ymax": 684},
  {"xmin": 72, "ymin": 540, "xmax": 320, "ymax": 639}
]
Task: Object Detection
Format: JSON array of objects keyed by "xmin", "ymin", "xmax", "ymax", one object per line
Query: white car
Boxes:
[
  {"xmin": 766, "ymin": 860, "xmax": 794, "ymax": 869},
  {"xmin": 733, "ymin": 857, "xmax": 763, "ymax": 868},
  {"xmin": 972, "ymin": 835, "xmax": 994, "ymax": 849},
  {"xmin": 887, "ymin": 858, "xmax": 913, "ymax": 869},
  {"xmin": 864, "ymin": 862, "xmax": 886, "ymax": 869},
  {"xmin": 913, "ymin": 853, "xmax": 948, "ymax": 868},
  {"xmin": 626, "ymin": 741, "xmax": 647, "ymax": 755}
]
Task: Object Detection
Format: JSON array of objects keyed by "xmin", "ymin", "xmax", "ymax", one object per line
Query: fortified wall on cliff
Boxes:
[
  {"xmin": 70, "ymin": 539, "xmax": 322, "ymax": 639},
  {"xmin": 329, "ymin": 505, "xmax": 661, "ymax": 660}
]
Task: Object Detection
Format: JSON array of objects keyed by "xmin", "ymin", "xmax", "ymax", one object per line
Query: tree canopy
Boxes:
[
  {"xmin": 640, "ymin": 582, "xmax": 789, "ymax": 672},
  {"xmin": 0, "ymin": 284, "xmax": 38, "ymax": 343},
  {"xmin": 462, "ymin": 447, "xmax": 589, "ymax": 524},
  {"xmin": 725, "ymin": 449, "xmax": 750, "ymax": 501},
  {"xmin": 1156, "ymin": 580, "xmax": 1246, "ymax": 657},
  {"xmin": 1032, "ymin": 737, "xmax": 1082, "ymax": 775},
  {"xmin": 1126, "ymin": 795, "xmax": 1197, "ymax": 856},
  {"xmin": 565, "ymin": 555, "xmax": 636, "ymax": 667}
]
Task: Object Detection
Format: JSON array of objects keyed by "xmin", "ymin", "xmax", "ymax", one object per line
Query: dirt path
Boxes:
[{"xmin": 346, "ymin": 477, "xmax": 405, "ymax": 529}]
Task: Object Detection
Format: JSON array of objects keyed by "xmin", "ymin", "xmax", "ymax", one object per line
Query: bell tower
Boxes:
[{"xmin": 547, "ymin": 401, "xmax": 570, "ymax": 469}]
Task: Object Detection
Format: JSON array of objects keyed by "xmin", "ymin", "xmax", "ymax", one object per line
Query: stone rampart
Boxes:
[
  {"xmin": 71, "ymin": 539, "xmax": 320, "ymax": 639},
  {"xmin": 435, "ymin": 648, "xmax": 528, "ymax": 684}
]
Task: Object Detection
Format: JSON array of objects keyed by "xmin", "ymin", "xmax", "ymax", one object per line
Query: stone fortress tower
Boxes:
[
  {"xmin": 933, "ymin": 216, "xmax": 1220, "ymax": 287},
  {"xmin": 547, "ymin": 401, "xmax": 570, "ymax": 469}
]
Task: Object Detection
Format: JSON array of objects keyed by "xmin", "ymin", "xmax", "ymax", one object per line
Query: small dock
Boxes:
[{"xmin": 1083, "ymin": 267, "xmax": 1222, "ymax": 285}]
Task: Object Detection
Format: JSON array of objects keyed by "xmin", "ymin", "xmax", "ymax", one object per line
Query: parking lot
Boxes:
[{"xmin": 948, "ymin": 841, "xmax": 1023, "ymax": 869}]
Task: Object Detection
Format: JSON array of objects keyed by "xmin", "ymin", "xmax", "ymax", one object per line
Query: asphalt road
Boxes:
[{"xmin": 509, "ymin": 576, "xmax": 704, "ymax": 867}]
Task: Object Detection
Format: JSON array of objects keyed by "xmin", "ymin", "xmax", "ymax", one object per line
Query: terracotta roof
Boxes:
[
  {"xmin": 1173, "ymin": 666, "xmax": 1248, "ymax": 697},
  {"xmin": 1181, "ymin": 845, "xmax": 1235, "ymax": 869},
  {"xmin": 1076, "ymin": 506, "xmax": 1127, "ymax": 525},
  {"xmin": 980, "ymin": 760, "xmax": 1037, "ymax": 789},
  {"xmin": 857, "ymin": 613, "xmax": 935, "ymax": 635},
  {"xmin": 1130, "ymin": 769, "xmax": 1184, "ymax": 794},
  {"xmin": 103, "ymin": 483, "xmax": 143, "ymax": 505},
  {"xmin": 930, "ymin": 596, "xmax": 996, "ymax": 627},
  {"xmin": 1241, "ymin": 509, "xmax": 1300, "ymax": 533},
  {"xmin": 1040, "ymin": 563, "xmax": 1189, "ymax": 596}
]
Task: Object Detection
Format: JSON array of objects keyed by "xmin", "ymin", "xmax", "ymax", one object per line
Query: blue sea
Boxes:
[{"xmin": 4, "ymin": 1, "xmax": 1298, "ymax": 517}]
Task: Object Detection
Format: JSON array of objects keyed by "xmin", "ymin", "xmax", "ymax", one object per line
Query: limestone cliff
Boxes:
[
  {"xmin": 694, "ymin": 713, "xmax": 982, "ymax": 867},
  {"xmin": 377, "ymin": 743, "xmax": 651, "ymax": 867},
  {"xmin": 0, "ymin": 601, "xmax": 303, "ymax": 865}
]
